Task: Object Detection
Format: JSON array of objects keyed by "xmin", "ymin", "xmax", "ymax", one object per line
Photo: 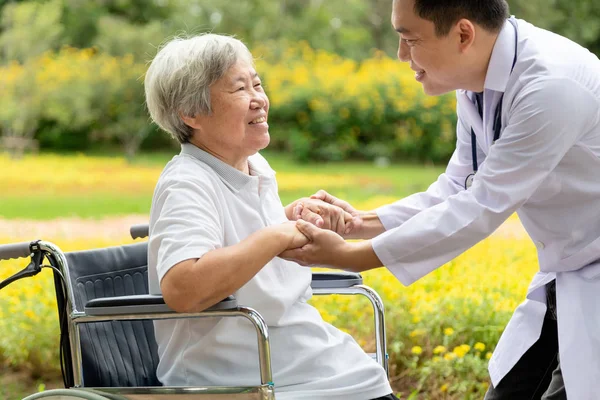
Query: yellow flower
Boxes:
[
  {"xmin": 474, "ymin": 342, "xmax": 486, "ymax": 352},
  {"xmin": 440, "ymin": 383, "xmax": 449, "ymax": 392},
  {"xmin": 411, "ymin": 346, "xmax": 423, "ymax": 355},
  {"xmin": 486, "ymin": 352, "xmax": 493, "ymax": 360},
  {"xmin": 444, "ymin": 353, "xmax": 457, "ymax": 361},
  {"xmin": 452, "ymin": 344, "xmax": 471, "ymax": 358},
  {"xmin": 444, "ymin": 327, "xmax": 455, "ymax": 336},
  {"xmin": 433, "ymin": 345, "xmax": 447, "ymax": 354},
  {"xmin": 409, "ymin": 328, "xmax": 426, "ymax": 338}
]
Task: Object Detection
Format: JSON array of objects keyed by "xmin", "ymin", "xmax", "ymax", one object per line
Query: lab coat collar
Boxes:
[
  {"xmin": 484, "ymin": 18, "xmax": 518, "ymax": 93},
  {"xmin": 455, "ymin": 18, "xmax": 517, "ymax": 123}
]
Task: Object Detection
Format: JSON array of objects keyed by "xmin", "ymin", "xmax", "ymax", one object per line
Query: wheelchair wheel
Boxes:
[{"xmin": 22, "ymin": 388, "xmax": 113, "ymax": 400}]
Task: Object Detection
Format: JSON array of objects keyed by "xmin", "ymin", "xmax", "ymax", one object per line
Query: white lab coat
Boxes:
[{"xmin": 371, "ymin": 18, "xmax": 600, "ymax": 399}]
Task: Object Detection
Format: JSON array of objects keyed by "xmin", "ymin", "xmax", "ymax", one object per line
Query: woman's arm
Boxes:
[{"xmin": 161, "ymin": 222, "xmax": 307, "ymax": 313}]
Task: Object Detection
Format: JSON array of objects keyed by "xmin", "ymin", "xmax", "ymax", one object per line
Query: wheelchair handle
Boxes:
[
  {"xmin": 0, "ymin": 241, "xmax": 34, "ymax": 260},
  {"xmin": 130, "ymin": 224, "xmax": 149, "ymax": 239}
]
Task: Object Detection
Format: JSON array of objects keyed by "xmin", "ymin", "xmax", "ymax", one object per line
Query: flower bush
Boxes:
[
  {"xmin": 255, "ymin": 42, "xmax": 458, "ymax": 162},
  {"xmin": 1, "ymin": 42, "xmax": 457, "ymax": 163}
]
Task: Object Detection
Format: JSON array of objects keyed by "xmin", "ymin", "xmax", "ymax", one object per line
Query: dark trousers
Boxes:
[
  {"xmin": 484, "ymin": 281, "xmax": 567, "ymax": 400},
  {"xmin": 371, "ymin": 394, "xmax": 397, "ymax": 400}
]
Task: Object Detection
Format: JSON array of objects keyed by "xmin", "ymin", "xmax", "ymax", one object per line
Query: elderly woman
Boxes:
[{"xmin": 144, "ymin": 34, "xmax": 395, "ymax": 400}]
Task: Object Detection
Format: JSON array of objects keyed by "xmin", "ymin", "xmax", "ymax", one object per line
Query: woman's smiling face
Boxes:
[{"xmin": 186, "ymin": 60, "xmax": 270, "ymax": 170}]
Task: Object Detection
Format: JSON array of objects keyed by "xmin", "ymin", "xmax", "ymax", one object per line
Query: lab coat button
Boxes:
[{"xmin": 535, "ymin": 241, "xmax": 545, "ymax": 249}]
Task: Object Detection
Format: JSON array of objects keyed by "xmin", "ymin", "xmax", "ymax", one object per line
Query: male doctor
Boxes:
[{"xmin": 283, "ymin": 0, "xmax": 600, "ymax": 399}]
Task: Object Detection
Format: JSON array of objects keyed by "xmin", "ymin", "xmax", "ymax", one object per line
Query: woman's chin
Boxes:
[{"xmin": 247, "ymin": 134, "xmax": 271, "ymax": 154}]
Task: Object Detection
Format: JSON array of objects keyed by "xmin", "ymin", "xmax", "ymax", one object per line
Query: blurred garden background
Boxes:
[{"xmin": 1, "ymin": 0, "xmax": 598, "ymax": 399}]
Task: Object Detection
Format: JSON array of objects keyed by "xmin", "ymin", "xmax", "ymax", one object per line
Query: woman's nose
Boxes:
[{"xmin": 250, "ymin": 93, "xmax": 267, "ymax": 109}]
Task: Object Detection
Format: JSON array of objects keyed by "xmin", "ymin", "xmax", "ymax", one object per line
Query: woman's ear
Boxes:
[{"xmin": 180, "ymin": 113, "xmax": 202, "ymax": 130}]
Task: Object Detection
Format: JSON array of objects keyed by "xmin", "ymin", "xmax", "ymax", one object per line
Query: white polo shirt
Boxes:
[{"xmin": 148, "ymin": 143, "xmax": 391, "ymax": 400}]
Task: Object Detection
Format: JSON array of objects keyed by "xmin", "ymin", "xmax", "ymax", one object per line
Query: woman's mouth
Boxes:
[{"xmin": 249, "ymin": 116, "xmax": 267, "ymax": 125}]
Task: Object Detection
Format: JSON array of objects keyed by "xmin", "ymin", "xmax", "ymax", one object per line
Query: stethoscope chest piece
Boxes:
[{"xmin": 465, "ymin": 173, "xmax": 475, "ymax": 190}]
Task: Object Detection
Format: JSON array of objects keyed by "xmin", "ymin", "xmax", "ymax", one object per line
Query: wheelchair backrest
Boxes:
[{"xmin": 64, "ymin": 242, "xmax": 161, "ymax": 387}]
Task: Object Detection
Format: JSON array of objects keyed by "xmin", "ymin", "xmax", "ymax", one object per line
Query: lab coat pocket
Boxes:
[{"xmin": 577, "ymin": 261, "xmax": 600, "ymax": 281}]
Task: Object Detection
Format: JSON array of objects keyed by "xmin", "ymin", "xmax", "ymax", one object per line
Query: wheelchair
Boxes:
[{"xmin": 0, "ymin": 224, "xmax": 388, "ymax": 400}]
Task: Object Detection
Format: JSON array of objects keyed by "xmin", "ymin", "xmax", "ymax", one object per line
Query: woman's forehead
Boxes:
[{"xmin": 223, "ymin": 62, "xmax": 258, "ymax": 84}]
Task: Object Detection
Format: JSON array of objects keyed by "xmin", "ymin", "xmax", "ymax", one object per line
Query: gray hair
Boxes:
[{"xmin": 144, "ymin": 34, "xmax": 254, "ymax": 143}]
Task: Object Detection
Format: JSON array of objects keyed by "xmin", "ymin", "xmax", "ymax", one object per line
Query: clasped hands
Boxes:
[{"xmin": 279, "ymin": 190, "xmax": 363, "ymax": 267}]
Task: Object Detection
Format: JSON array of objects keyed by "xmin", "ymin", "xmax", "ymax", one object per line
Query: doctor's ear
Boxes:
[{"xmin": 455, "ymin": 19, "xmax": 476, "ymax": 49}]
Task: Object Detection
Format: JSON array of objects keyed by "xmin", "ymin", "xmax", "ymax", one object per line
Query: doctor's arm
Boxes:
[
  {"xmin": 368, "ymin": 77, "xmax": 598, "ymax": 284},
  {"xmin": 372, "ymin": 101, "xmax": 478, "ymax": 231},
  {"xmin": 298, "ymin": 99, "xmax": 477, "ymax": 239},
  {"xmin": 283, "ymin": 78, "xmax": 598, "ymax": 280}
]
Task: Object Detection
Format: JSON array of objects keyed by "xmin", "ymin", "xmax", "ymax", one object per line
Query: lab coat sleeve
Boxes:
[
  {"xmin": 372, "ymin": 78, "xmax": 599, "ymax": 285},
  {"xmin": 376, "ymin": 95, "xmax": 480, "ymax": 230}
]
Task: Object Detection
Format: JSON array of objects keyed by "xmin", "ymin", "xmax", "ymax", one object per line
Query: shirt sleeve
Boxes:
[
  {"xmin": 376, "ymin": 93, "xmax": 480, "ymax": 230},
  {"xmin": 372, "ymin": 77, "xmax": 599, "ymax": 285},
  {"xmin": 150, "ymin": 175, "xmax": 224, "ymax": 285}
]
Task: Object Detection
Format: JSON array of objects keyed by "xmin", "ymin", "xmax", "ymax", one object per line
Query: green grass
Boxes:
[
  {"xmin": 265, "ymin": 151, "xmax": 443, "ymax": 204},
  {"xmin": 1, "ymin": 150, "xmax": 444, "ymax": 219},
  {"xmin": 0, "ymin": 371, "xmax": 62, "ymax": 400},
  {"xmin": 0, "ymin": 194, "xmax": 153, "ymax": 220}
]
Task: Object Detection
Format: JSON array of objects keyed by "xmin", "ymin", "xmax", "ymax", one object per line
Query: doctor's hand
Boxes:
[
  {"xmin": 311, "ymin": 190, "xmax": 388, "ymax": 240},
  {"xmin": 280, "ymin": 219, "xmax": 350, "ymax": 267},
  {"xmin": 287, "ymin": 197, "xmax": 358, "ymax": 237}
]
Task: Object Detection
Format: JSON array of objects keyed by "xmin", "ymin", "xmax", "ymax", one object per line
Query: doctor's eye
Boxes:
[{"xmin": 402, "ymin": 38, "xmax": 418, "ymax": 47}]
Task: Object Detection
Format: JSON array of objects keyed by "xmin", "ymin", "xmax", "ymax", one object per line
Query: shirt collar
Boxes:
[
  {"xmin": 180, "ymin": 143, "xmax": 272, "ymax": 191},
  {"xmin": 483, "ymin": 18, "xmax": 518, "ymax": 93}
]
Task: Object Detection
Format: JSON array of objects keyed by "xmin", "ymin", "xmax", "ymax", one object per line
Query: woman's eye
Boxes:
[
  {"xmin": 254, "ymin": 82, "xmax": 262, "ymax": 88},
  {"xmin": 237, "ymin": 86, "xmax": 245, "ymax": 91}
]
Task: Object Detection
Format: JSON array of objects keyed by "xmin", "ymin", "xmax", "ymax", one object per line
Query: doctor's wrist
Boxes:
[
  {"xmin": 342, "ymin": 240, "xmax": 382, "ymax": 273},
  {"xmin": 347, "ymin": 212, "xmax": 385, "ymax": 240}
]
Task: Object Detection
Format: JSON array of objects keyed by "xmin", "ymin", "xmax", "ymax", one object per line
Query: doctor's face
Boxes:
[{"xmin": 392, "ymin": 0, "xmax": 467, "ymax": 96}]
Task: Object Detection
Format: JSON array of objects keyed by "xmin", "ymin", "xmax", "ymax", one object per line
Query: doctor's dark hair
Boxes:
[{"xmin": 413, "ymin": 0, "xmax": 510, "ymax": 36}]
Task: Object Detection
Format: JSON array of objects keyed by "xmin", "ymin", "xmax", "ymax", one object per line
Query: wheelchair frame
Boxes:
[{"xmin": 1, "ymin": 231, "xmax": 388, "ymax": 400}]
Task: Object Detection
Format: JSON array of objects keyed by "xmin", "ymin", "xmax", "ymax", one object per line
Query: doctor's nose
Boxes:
[{"xmin": 397, "ymin": 39, "xmax": 410, "ymax": 62}]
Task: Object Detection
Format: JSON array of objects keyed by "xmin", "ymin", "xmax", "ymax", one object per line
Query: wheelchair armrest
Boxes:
[
  {"xmin": 84, "ymin": 294, "xmax": 238, "ymax": 316},
  {"xmin": 311, "ymin": 272, "xmax": 363, "ymax": 289}
]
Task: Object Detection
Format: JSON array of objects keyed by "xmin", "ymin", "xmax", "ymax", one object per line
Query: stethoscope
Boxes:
[{"xmin": 464, "ymin": 18, "xmax": 519, "ymax": 190}]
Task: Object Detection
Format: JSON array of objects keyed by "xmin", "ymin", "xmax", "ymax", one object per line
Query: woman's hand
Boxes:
[
  {"xmin": 308, "ymin": 190, "xmax": 386, "ymax": 240},
  {"xmin": 269, "ymin": 221, "xmax": 310, "ymax": 250},
  {"xmin": 280, "ymin": 220, "xmax": 349, "ymax": 267},
  {"xmin": 286, "ymin": 197, "xmax": 359, "ymax": 236}
]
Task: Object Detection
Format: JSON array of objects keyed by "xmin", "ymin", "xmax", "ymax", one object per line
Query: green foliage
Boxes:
[
  {"xmin": 93, "ymin": 16, "xmax": 165, "ymax": 61},
  {"xmin": 0, "ymin": 0, "xmax": 64, "ymax": 63},
  {"xmin": 0, "ymin": 47, "xmax": 150, "ymax": 157},
  {"xmin": 1, "ymin": 0, "xmax": 599, "ymax": 161},
  {"xmin": 509, "ymin": 0, "xmax": 600, "ymax": 55}
]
